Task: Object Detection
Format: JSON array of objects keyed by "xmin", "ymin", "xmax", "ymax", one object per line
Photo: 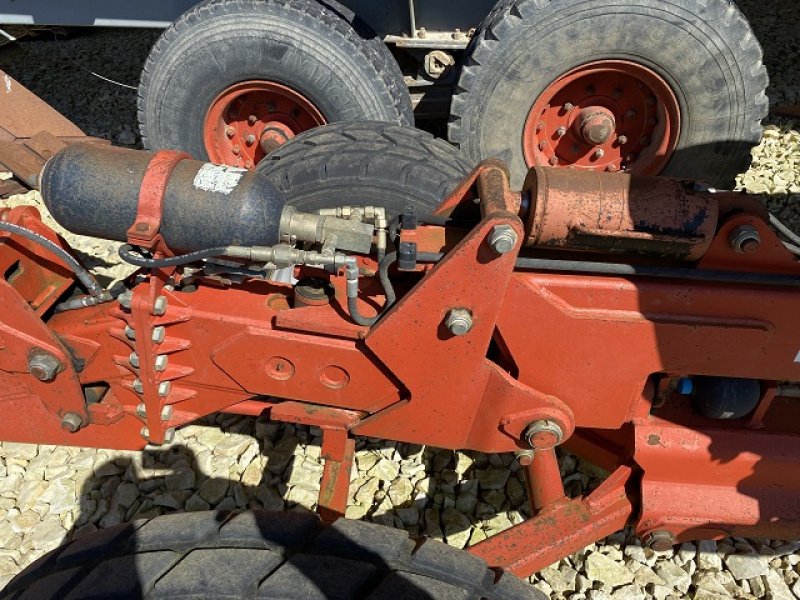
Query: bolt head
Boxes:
[
  {"xmin": 28, "ymin": 351, "xmax": 61, "ymax": 382},
  {"xmin": 153, "ymin": 295, "xmax": 167, "ymax": 316},
  {"xmin": 60, "ymin": 412, "xmax": 83, "ymax": 433},
  {"xmin": 152, "ymin": 326, "xmax": 166, "ymax": 343},
  {"xmin": 136, "ymin": 402, "xmax": 147, "ymax": 417},
  {"xmin": 129, "ymin": 352, "xmax": 140, "ymax": 368},
  {"xmin": 593, "ymin": 148, "xmax": 605, "ymax": 159},
  {"xmin": 617, "ymin": 135, "xmax": 628, "ymax": 145},
  {"xmin": 124, "ymin": 325, "xmax": 136, "ymax": 340},
  {"xmin": 155, "ymin": 355, "xmax": 168, "ymax": 372},
  {"xmin": 643, "ymin": 530, "xmax": 675, "ymax": 551},
  {"xmin": 563, "ymin": 102, "xmax": 575, "ymax": 112},
  {"xmin": 158, "ymin": 381, "xmax": 172, "ymax": 397},
  {"xmin": 225, "ymin": 126, "xmax": 235, "ymax": 138},
  {"xmin": 556, "ymin": 126, "xmax": 567, "ymax": 137},
  {"xmin": 445, "ymin": 308, "xmax": 473, "ymax": 336},
  {"xmin": 488, "ymin": 224, "xmax": 518, "ymax": 255},
  {"xmin": 161, "ymin": 405, "xmax": 174, "ymax": 421},
  {"xmin": 133, "ymin": 379, "xmax": 144, "ymax": 394},
  {"xmin": 117, "ymin": 291, "xmax": 132, "ymax": 309},
  {"xmin": 247, "ymin": 114, "xmax": 258, "ymax": 125},
  {"xmin": 548, "ymin": 156, "xmax": 559, "ymax": 166},
  {"xmin": 164, "ymin": 428, "xmax": 176, "ymax": 444}
]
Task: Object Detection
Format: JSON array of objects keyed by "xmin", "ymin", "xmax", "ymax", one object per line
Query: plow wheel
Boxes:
[
  {"xmin": 449, "ymin": 0, "xmax": 768, "ymax": 189},
  {"xmin": 1, "ymin": 511, "xmax": 543, "ymax": 599},
  {"xmin": 257, "ymin": 122, "xmax": 473, "ymax": 217},
  {"xmin": 138, "ymin": 0, "xmax": 412, "ymax": 168}
]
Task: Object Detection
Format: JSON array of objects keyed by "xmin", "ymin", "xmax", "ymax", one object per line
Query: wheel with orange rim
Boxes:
[
  {"xmin": 203, "ymin": 81, "xmax": 327, "ymax": 169},
  {"xmin": 522, "ymin": 61, "xmax": 680, "ymax": 175},
  {"xmin": 450, "ymin": 0, "xmax": 767, "ymax": 189},
  {"xmin": 138, "ymin": 0, "xmax": 412, "ymax": 169}
]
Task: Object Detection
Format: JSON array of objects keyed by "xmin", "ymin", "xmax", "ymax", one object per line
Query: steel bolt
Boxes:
[
  {"xmin": 140, "ymin": 426, "xmax": 150, "ymax": 439},
  {"xmin": 444, "ymin": 308, "xmax": 474, "ymax": 336},
  {"xmin": 124, "ymin": 325, "xmax": 136, "ymax": 340},
  {"xmin": 563, "ymin": 102, "xmax": 575, "ymax": 112},
  {"xmin": 161, "ymin": 405, "xmax": 174, "ymax": 421},
  {"xmin": 136, "ymin": 402, "xmax": 147, "ymax": 417},
  {"xmin": 152, "ymin": 326, "xmax": 166, "ymax": 343},
  {"xmin": 605, "ymin": 165, "xmax": 618, "ymax": 173},
  {"xmin": 535, "ymin": 123, "xmax": 544, "ymax": 133},
  {"xmin": 158, "ymin": 381, "xmax": 171, "ymax": 397},
  {"xmin": 164, "ymin": 428, "xmax": 176, "ymax": 444},
  {"xmin": 133, "ymin": 379, "xmax": 144, "ymax": 394},
  {"xmin": 155, "ymin": 355, "xmax": 168, "ymax": 372},
  {"xmin": 117, "ymin": 291, "xmax": 132, "ymax": 309},
  {"xmin": 556, "ymin": 126, "xmax": 567, "ymax": 137},
  {"xmin": 225, "ymin": 126, "xmax": 235, "ymax": 138},
  {"xmin": 538, "ymin": 140, "xmax": 546, "ymax": 151},
  {"xmin": 549, "ymin": 156, "xmax": 559, "ymax": 166},
  {"xmin": 523, "ymin": 419, "xmax": 564, "ymax": 449},
  {"xmin": 593, "ymin": 148, "xmax": 605, "ymax": 159},
  {"xmin": 643, "ymin": 530, "xmax": 675, "ymax": 552},
  {"xmin": 617, "ymin": 135, "xmax": 628, "ymax": 145},
  {"xmin": 28, "ymin": 352, "xmax": 61, "ymax": 382},
  {"xmin": 60, "ymin": 412, "xmax": 83, "ymax": 433},
  {"xmin": 488, "ymin": 224, "xmax": 518, "ymax": 255},
  {"xmin": 232, "ymin": 145, "xmax": 241, "ymax": 156},
  {"xmin": 729, "ymin": 225, "xmax": 761, "ymax": 254},
  {"xmin": 153, "ymin": 295, "xmax": 167, "ymax": 316},
  {"xmin": 129, "ymin": 352, "xmax": 140, "ymax": 368},
  {"xmin": 245, "ymin": 134, "xmax": 256, "ymax": 146},
  {"xmin": 247, "ymin": 114, "xmax": 258, "ymax": 125},
  {"xmin": 515, "ymin": 449, "xmax": 535, "ymax": 466}
]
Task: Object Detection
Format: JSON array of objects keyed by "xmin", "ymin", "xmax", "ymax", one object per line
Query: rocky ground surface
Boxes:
[{"xmin": 0, "ymin": 0, "xmax": 798, "ymax": 597}]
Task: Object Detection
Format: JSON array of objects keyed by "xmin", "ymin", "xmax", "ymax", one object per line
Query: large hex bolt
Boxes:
[
  {"xmin": 60, "ymin": 412, "xmax": 83, "ymax": 433},
  {"xmin": 445, "ymin": 308, "xmax": 473, "ymax": 336},
  {"xmin": 488, "ymin": 224, "xmax": 518, "ymax": 255},
  {"xmin": 729, "ymin": 225, "xmax": 761, "ymax": 254},
  {"xmin": 523, "ymin": 419, "xmax": 564, "ymax": 449},
  {"xmin": 28, "ymin": 351, "xmax": 61, "ymax": 382}
]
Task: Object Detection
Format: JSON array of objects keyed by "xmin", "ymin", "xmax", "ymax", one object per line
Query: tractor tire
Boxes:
[
  {"xmin": 257, "ymin": 121, "xmax": 473, "ymax": 218},
  {"xmin": 448, "ymin": 0, "xmax": 769, "ymax": 189},
  {"xmin": 0, "ymin": 510, "xmax": 543, "ymax": 600},
  {"xmin": 138, "ymin": 0, "xmax": 413, "ymax": 169}
]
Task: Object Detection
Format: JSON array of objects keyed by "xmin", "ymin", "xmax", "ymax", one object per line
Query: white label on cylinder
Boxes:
[{"xmin": 193, "ymin": 164, "xmax": 247, "ymax": 195}]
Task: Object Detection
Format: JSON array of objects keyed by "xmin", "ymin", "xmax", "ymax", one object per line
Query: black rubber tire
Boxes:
[
  {"xmin": 1, "ymin": 510, "xmax": 544, "ymax": 600},
  {"xmin": 448, "ymin": 0, "xmax": 769, "ymax": 189},
  {"xmin": 138, "ymin": 0, "xmax": 413, "ymax": 161},
  {"xmin": 257, "ymin": 122, "xmax": 473, "ymax": 218}
]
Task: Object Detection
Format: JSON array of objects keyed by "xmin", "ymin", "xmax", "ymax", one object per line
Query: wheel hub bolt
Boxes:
[
  {"xmin": 523, "ymin": 420, "xmax": 564, "ymax": 449},
  {"xmin": 606, "ymin": 165, "xmax": 618, "ymax": 173},
  {"xmin": 445, "ymin": 308, "xmax": 473, "ymax": 336},
  {"xmin": 488, "ymin": 224, "xmax": 518, "ymax": 255},
  {"xmin": 60, "ymin": 412, "xmax": 83, "ymax": 433},
  {"xmin": 593, "ymin": 148, "xmax": 605, "ymax": 159},
  {"xmin": 225, "ymin": 126, "xmax": 235, "ymax": 138},
  {"xmin": 563, "ymin": 102, "xmax": 575, "ymax": 112},
  {"xmin": 232, "ymin": 145, "xmax": 241, "ymax": 156},
  {"xmin": 247, "ymin": 115, "xmax": 258, "ymax": 125},
  {"xmin": 549, "ymin": 156, "xmax": 559, "ymax": 166},
  {"xmin": 556, "ymin": 126, "xmax": 567, "ymax": 137},
  {"xmin": 626, "ymin": 110, "xmax": 637, "ymax": 119},
  {"xmin": 578, "ymin": 107, "xmax": 616, "ymax": 146},
  {"xmin": 617, "ymin": 135, "xmax": 628, "ymax": 145},
  {"xmin": 729, "ymin": 225, "xmax": 761, "ymax": 254},
  {"xmin": 28, "ymin": 351, "xmax": 61, "ymax": 382},
  {"xmin": 245, "ymin": 134, "xmax": 256, "ymax": 146},
  {"xmin": 538, "ymin": 140, "xmax": 546, "ymax": 151}
]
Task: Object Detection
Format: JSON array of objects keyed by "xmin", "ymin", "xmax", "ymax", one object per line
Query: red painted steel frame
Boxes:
[{"xmin": 1, "ymin": 164, "xmax": 800, "ymax": 576}]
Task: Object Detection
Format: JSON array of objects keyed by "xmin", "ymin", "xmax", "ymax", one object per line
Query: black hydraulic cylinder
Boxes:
[{"xmin": 40, "ymin": 144, "xmax": 287, "ymax": 253}]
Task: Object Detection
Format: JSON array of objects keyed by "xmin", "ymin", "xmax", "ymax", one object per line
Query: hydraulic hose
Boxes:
[
  {"xmin": 0, "ymin": 221, "xmax": 107, "ymax": 299},
  {"xmin": 346, "ymin": 252, "xmax": 398, "ymax": 327},
  {"xmin": 119, "ymin": 244, "xmax": 229, "ymax": 268}
]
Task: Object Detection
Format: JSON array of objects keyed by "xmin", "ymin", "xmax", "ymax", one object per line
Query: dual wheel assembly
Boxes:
[{"xmin": 138, "ymin": 0, "xmax": 768, "ymax": 189}]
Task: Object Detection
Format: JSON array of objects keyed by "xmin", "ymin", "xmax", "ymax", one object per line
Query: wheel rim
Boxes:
[
  {"xmin": 204, "ymin": 81, "xmax": 327, "ymax": 168},
  {"xmin": 522, "ymin": 60, "xmax": 680, "ymax": 175}
]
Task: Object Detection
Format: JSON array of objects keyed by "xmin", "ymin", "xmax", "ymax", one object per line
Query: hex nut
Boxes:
[
  {"xmin": 28, "ymin": 351, "xmax": 61, "ymax": 382},
  {"xmin": 729, "ymin": 225, "xmax": 761, "ymax": 254},
  {"xmin": 523, "ymin": 419, "xmax": 564, "ymax": 449},
  {"xmin": 152, "ymin": 326, "xmax": 166, "ymax": 343},
  {"xmin": 445, "ymin": 308, "xmax": 473, "ymax": 336},
  {"xmin": 643, "ymin": 529, "xmax": 675, "ymax": 551},
  {"xmin": 488, "ymin": 224, "xmax": 518, "ymax": 255},
  {"xmin": 60, "ymin": 412, "xmax": 83, "ymax": 433},
  {"xmin": 153, "ymin": 296, "xmax": 167, "ymax": 316},
  {"xmin": 117, "ymin": 291, "xmax": 133, "ymax": 309}
]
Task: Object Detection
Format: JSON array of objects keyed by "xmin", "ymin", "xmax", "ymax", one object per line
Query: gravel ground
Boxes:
[{"xmin": 0, "ymin": 1, "xmax": 799, "ymax": 597}]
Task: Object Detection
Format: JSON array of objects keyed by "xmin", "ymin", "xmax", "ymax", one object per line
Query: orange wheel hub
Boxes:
[
  {"xmin": 523, "ymin": 61, "xmax": 680, "ymax": 174},
  {"xmin": 204, "ymin": 81, "xmax": 326, "ymax": 168}
]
